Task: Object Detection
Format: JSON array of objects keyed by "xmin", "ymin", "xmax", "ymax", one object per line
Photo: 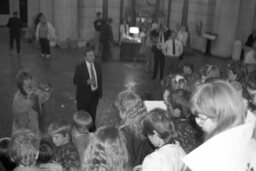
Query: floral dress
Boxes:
[{"xmin": 12, "ymin": 89, "xmax": 51, "ymax": 137}]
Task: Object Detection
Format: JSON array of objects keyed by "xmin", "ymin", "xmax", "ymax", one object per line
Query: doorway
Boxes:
[{"xmin": 19, "ymin": 0, "xmax": 27, "ymax": 27}]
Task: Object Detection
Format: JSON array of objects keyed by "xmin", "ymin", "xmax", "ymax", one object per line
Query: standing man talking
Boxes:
[
  {"xmin": 73, "ymin": 47, "xmax": 102, "ymax": 131},
  {"xmin": 7, "ymin": 11, "xmax": 22, "ymax": 55}
]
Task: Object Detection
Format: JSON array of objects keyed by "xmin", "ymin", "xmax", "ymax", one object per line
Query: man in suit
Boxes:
[
  {"xmin": 73, "ymin": 47, "xmax": 102, "ymax": 131},
  {"xmin": 7, "ymin": 11, "xmax": 22, "ymax": 55}
]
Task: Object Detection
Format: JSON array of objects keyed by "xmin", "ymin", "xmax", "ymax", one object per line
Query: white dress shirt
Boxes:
[
  {"xmin": 177, "ymin": 31, "xmax": 188, "ymax": 46},
  {"xmin": 244, "ymin": 50, "xmax": 256, "ymax": 64},
  {"xmin": 183, "ymin": 116, "xmax": 256, "ymax": 171},
  {"xmin": 85, "ymin": 61, "xmax": 98, "ymax": 91},
  {"xmin": 142, "ymin": 143, "xmax": 186, "ymax": 171},
  {"xmin": 162, "ymin": 39, "xmax": 183, "ymax": 57}
]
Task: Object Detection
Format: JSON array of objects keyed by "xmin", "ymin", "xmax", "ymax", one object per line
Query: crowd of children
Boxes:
[{"xmin": 1, "ymin": 60, "xmax": 256, "ymax": 171}]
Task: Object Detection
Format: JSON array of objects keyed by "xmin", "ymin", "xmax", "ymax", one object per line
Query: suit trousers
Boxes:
[
  {"xmin": 152, "ymin": 48, "xmax": 165, "ymax": 80},
  {"xmin": 39, "ymin": 38, "xmax": 50, "ymax": 55},
  {"xmin": 164, "ymin": 56, "xmax": 179, "ymax": 76},
  {"xmin": 77, "ymin": 90, "xmax": 99, "ymax": 132},
  {"xmin": 9, "ymin": 30, "xmax": 21, "ymax": 53}
]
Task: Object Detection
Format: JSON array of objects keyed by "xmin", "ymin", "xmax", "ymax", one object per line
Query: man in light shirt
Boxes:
[
  {"xmin": 162, "ymin": 31, "xmax": 183, "ymax": 76},
  {"xmin": 73, "ymin": 47, "xmax": 102, "ymax": 131}
]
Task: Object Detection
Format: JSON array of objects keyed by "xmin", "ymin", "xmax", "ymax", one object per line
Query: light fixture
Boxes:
[{"xmin": 129, "ymin": 27, "xmax": 139, "ymax": 34}]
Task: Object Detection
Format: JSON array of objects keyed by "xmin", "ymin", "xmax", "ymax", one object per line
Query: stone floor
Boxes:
[{"xmin": 0, "ymin": 27, "xmax": 231, "ymax": 137}]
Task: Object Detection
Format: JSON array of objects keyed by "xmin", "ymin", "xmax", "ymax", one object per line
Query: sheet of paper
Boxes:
[{"xmin": 144, "ymin": 101, "xmax": 167, "ymax": 111}]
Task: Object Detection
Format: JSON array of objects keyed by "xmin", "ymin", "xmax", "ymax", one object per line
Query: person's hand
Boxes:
[
  {"xmin": 133, "ymin": 165, "xmax": 142, "ymax": 171},
  {"xmin": 87, "ymin": 79, "xmax": 96, "ymax": 85},
  {"xmin": 39, "ymin": 163, "xmax": 63, "ymax": 171}
]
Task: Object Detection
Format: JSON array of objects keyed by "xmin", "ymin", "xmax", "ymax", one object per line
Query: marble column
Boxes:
[
  {"xmin": 54, "ymin": 0, "xmax": 78, "ymax": 48},
  {"xmin": 211, "ymin": 0, "xmax": 241, "ymax": 57},
  {"xmin": 78, "ymin": 0, "xmax": 96, "ymax": 44},
  {"xmin": 236, "ymin": 0, "xmax": 256, "ymax": 43},
  {"xmin": 39, "ymin": 0, "xmax": 54, "ymax": 24},
  {"xmin": 27, "ymin": 0, "xmax": 40, "ymax": 27},
  {"xmin": 108, "ymin": 0, "xmax": 121, "ymax": 41}
]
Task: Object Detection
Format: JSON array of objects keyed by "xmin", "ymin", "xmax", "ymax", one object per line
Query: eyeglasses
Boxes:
[{"xmin": 195, "ymin": 113, "xmax": 209, "ymax": 125}]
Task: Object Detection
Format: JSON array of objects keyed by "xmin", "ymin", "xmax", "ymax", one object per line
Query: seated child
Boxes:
[
  {"xmin": 37, "ymin": 139, "xmax": 63, "ymax": 171},
  {"xmin": 82, "ymin": 126, "xmax": 130, "ymax": 171},
  {"xmin": 165, "ymin": 89, "xmax": 203, "ymax": 152},
  {"xmin": 161, "ymin": 74, "xmax": 189, "ymax": 92},
  {"xmin": 48, "ymin": 120, "xmax": 80, "ymax": 171},
  {"xmin": 197, "ymin": 64, "xmax": 221, "ymax": 85},
  {"xmin": 140, "ymin": 108, "xmax": 186, "ymax": 171},
  {"xmin": 0, "ymin": 137, "xmax": 17, "ymax": 171},
  {"xmin": 10, "ymin": 129, "xmax": 42, "ymax": 171},
  {"xmin": 72, "ymin": 110, "xmax": 93, "ymax": 163},
  {"xmin": 180, "ymin": 63, "xmax": 199, "ymax": 90}
]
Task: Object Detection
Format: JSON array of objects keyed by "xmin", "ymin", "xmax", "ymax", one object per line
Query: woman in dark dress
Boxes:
[{"xmin": 115, "ymin": 90, "xmax": 154, "ymax": 168}]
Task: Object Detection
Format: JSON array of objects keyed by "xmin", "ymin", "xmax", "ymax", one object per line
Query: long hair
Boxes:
[
  {"xmin": 162, "ymin": 74, "xmax": 189, "ymax": 91},
  {"xmin": 82, "ymin": 126, "xmax": 129, "ymax": 171},
  {"xmin": 115, "ymin": 90, "xmax": 147, "ymax": 139},
  {"xmin": 191, "ymin": 80, "xmax": 246, "ymax": 140}
]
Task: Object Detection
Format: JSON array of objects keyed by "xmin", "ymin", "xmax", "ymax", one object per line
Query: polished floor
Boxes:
[{"xmin": 0, "ymin": 28, "xmax": 230, "ymax": 137}]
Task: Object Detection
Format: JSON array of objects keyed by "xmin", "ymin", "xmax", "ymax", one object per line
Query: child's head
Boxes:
[
  {"xmin": 199, "ymin": 64, "xmax": 221, "ymax": 83},
  {"xmin": 73, "ymin": 110, "xmax": 92, "ymax": 134},
  {"xmin": 82, "ymin": 126, "xmax": 129, "ymax": 171},
  {"xmin": 0, "ymin": 137, "xmax": 11, "ymax": 157},
  {"xmin": 166, "ymin": 89, "xmax": 192, "ymax": 119},
  {"xmin": 48, "ymin": 120, "xmax": 71, "ymax": 147},
  {"xmin": 246, "ymin": 70, "xmax": 256, "ymax": 106},
  {"xmin": 162, "ymin": 74, "xmax": 188, "ymax": 92},
  {"xmin": 226, "ymin": 62, "xmax": 247, "ymax": 82},
  {"xmin": 10, "ymin": 129, "xmax": 40, "ymax": 166},
  {"xmin": 37, "ymin": 139, "xmax": 54, "ymax": 164},
  {"xmin": 115, "ymin": 90, "xmax": 147, "ymax": 138},
  {"xmin": 182, "ymin": 63, "xmax": 194, "ymax": 75},
  {"xmin": 142, "ymin": 108, "xmax": 177, "ymax": 147}
]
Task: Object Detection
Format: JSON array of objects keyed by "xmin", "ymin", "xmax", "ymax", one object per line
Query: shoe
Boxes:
[
  {"xmin": 41, "ymin": 54, "xmax": 45, "ymax": 58},
  {"xmin": 46, "ymin": 54, "xmax": 50, "ymax": 58}
]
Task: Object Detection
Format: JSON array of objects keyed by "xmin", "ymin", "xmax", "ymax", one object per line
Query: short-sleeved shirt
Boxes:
[{"xmin": 54, "ymin": 142, "xmax": 80, "ymax": 169}]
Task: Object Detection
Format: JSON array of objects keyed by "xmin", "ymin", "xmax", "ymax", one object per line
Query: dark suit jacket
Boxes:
[
  {"xmin": 245, "ymin": 33, "xmax": 256, "ymax": 47},
  {"xmin": 73, "ymin": 61, "xmax": 102, "ymax": 104},
  {"xmin": 7, "ymin": 16, "xmax": 22, "ymax": 32}
]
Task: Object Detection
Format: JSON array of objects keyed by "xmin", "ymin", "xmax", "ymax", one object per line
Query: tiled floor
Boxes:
[{"xmin": 0, "ymin": 28, "xmax": 231, "ymax": 137}]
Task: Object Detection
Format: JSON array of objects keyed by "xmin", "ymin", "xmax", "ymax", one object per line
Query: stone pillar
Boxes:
[
  {"xmin": 236, "ymin": 0, "xmax": 256, "ymax": 43},
  {"xmin": 27, "ymin": 0, "xmax": 40, "ymax": 27},
  {"xmin": 54, "ymin": 0, "xmax": 78, "ymax": 48},
  {"xmin": 211, "ymin": 0, "xmax": 241, "ymax": 58},
  {"xmin": 78, "ymin": 0, "xmax": 96, "ymax": 44},
  {"xmin": 108, "ymin": 0, "xmax": 121, "ymax": 41},
  {"xmin": 39, "ymin": 0, "xmax": 54, "ymax": 24}
]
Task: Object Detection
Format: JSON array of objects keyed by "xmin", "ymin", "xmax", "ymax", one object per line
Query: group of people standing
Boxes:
[
  {"xmin": 143, "ymin": 23, "xmax": 189, "ymax": 81},
  {"xmin": 7, "ymin": 12, "xmax": 56, "ymax": 58},
  {"xmin": 93, "ymin": 12, "xmax": 114, "ymax": 62}
]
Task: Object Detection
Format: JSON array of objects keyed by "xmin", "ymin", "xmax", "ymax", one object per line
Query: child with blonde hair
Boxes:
[
  {"xmin": 10, "ymin": 129, "xmax": 42, "ymax": 171},
  {"xmin": 72, "ymin": 110, "xmax": 94, "ymax": 163},
  {"xmin": 48, "ymin": 120, "xmax": 80, "ymax": 171},
  {"xmin": 82, "ymin": 126, "xmax": 130, "ymax": 171}
]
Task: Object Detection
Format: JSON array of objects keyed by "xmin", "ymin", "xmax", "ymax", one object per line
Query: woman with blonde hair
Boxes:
[
  {"xmin": 115, "ymin": 90, "xmax": 153, "ymax": 168},
  {"xmin": 183, "ymin": 80, "xmax": 256, "ymax": 171},
  {"xmin": 82, "ymin": 126, "xmax": 129, "ymax": 171}
]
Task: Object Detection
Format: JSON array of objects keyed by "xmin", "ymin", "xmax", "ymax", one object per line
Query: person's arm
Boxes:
[
  {"xmin": 6, "ymin": 18, "xmax": 11, "ymax": 28},
  {"xmin": 73, "ymin": 65, "xmax": 87, "ymax": 86},
  {"xmin": 98, "ymin": 64, "xmax": 102, "ymax": 98},
  {"xmin": 162, "ymin": 42, "xmax": 167, "ymax": 56},
  {"xmin": 178, "ymin": 41, "xmax": 183, "ymax": 56},
  {"xmin": 35, "ymin": 23, "xmax": 40, "ymax": 41}
]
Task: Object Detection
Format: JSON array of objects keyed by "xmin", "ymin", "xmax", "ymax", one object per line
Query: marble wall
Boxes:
[{"xmin": 108, "ymin": 0, "xmax": 121, "ymax": 41}]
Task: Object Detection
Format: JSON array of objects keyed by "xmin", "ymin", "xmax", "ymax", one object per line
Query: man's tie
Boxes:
[
  {"xmin": 90, "ymin": 63, "xmax": 97, "ymax": 88},
  {"xmin": 173, "ymin": 39, "xmax": 176, "ymax": 55}
]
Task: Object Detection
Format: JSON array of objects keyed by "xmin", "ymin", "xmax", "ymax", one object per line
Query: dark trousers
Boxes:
[
  {"xmin": 164, "ymin": 56, "xmax": 179, "ymax": 76},
  {"xmin": 39, "ymin": 38, "xmax": 50, "ymax": 55},
  {"xmin": 77, "ymin": 91, "xmax": 99, "ymax": 132},
  {"xmin": 152, "ymin": 49, "xmax": 165, "ymax": 80},
  {"xmin": 102, "ymin": 41, "xmax": 111, "ymax": 62},
  {"xmin": 9, "ymin": 30, "xmax": 20, "ymax": 53}
]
